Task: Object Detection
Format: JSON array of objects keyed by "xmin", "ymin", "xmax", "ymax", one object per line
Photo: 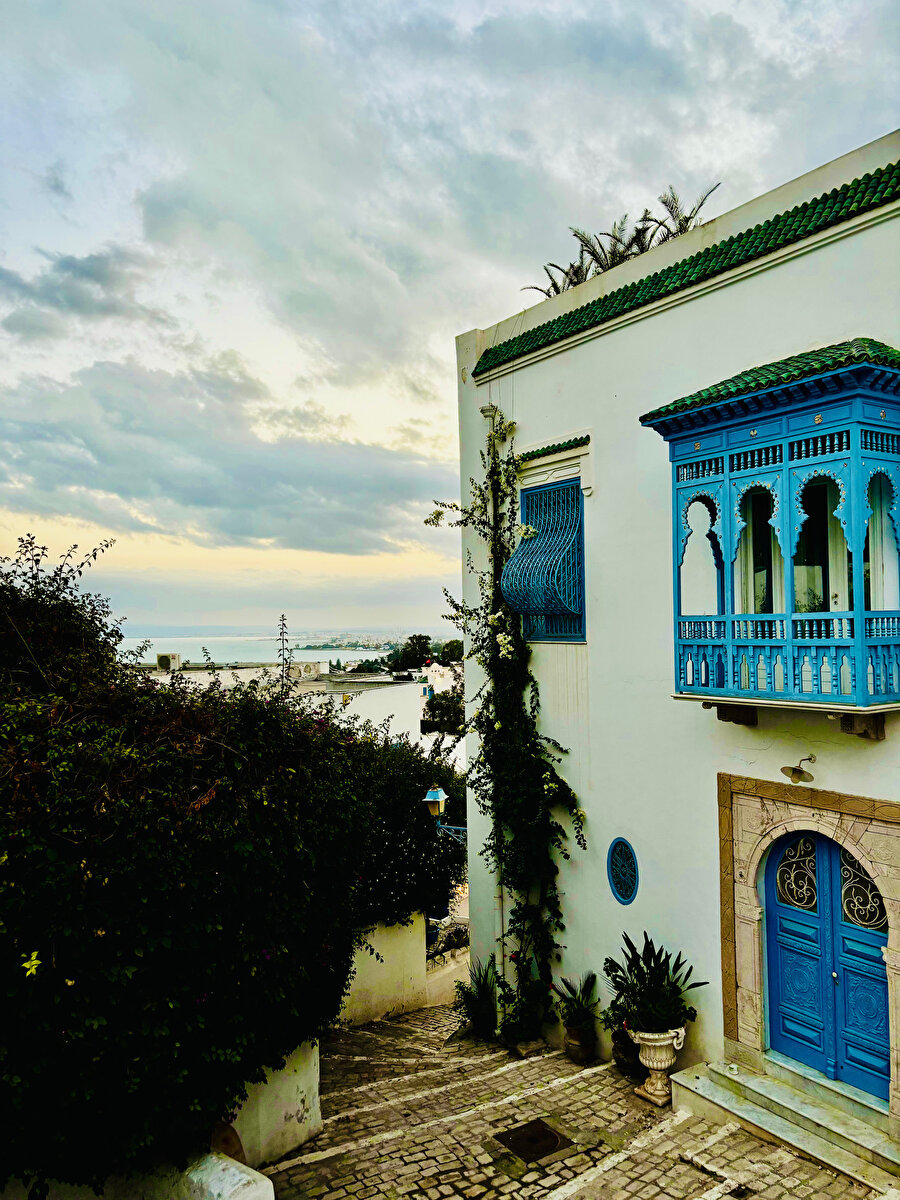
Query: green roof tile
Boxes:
[
  {"xmin": 639, "ymin": 338, "xmax": 900, "ymax": 425},
  {"xmin": 472, "ymin": 162, "xmax": 900, "ymax": 378},
  {"xmin": 518, "ymin": 434, "xmax": 590, "ymax": 463}
]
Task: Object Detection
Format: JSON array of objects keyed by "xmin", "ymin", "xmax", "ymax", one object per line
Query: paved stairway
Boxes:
[{"xmin": 265, "ymin": 1006, "xmax": 883, "ymax": 1199}]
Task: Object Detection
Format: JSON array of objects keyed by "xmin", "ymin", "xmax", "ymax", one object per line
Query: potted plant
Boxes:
[
  {"xmin": 599, "ymin": 996, "xmax": 647, "ymax": 1082},
  {"xmin": 452, "ymin": 955, "xmax": 498, "ymax": 1040},
  {"xmin": 601, "ymin": 932, "xmax": 707, "ymax": 1106},
  {"xmin": 552, "ymin": 971, "xmax": 600, "ymax": 1064}
]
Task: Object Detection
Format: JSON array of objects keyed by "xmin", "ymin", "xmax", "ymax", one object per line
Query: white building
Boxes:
[{"xmin": 456, "ymin": 130, "xmax": 900, "ymax": 1182}]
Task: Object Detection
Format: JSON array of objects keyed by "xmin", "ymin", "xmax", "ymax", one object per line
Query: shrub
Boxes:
[
  {"xmin": 453, "ymin": 956, "xmax": 497, "ymax": 1039},
  {"xmin": 339, "ymin": 727, "xmax": 466, "ymax": 929},
  {"xmin": 601, "ymin": 932, "xmax": 707, "ymax": 1034},
  {"xmin": 552, "ymin": 971, "xmax": 600, "ymax": 1033},
  {"xmin": 422, "ymin": 672, "xmax": 464, "ymax": 737},
  {"xmin": 0, "ymin": 538, "xmax": 464, "ymax": 1194}
]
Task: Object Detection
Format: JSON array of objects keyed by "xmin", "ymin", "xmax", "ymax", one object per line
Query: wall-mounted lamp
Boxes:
[
  {"xmin": 479, "ymin": 403, "xmax": 499, "ymax": 422},
  {"xmin": 422, "ymin": 785, "xmax": 447, "ymax": 818},
  {"xmin": 780, "ymin": 754, "xmax": 816, "ymax": 785},
  {"xmin": 422, "ymin": 786, "xmax": 467, "ymax": 845}
]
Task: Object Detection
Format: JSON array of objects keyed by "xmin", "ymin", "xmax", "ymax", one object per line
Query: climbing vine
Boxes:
[{"xmin": 427, "ymin": 412, "xmax": 585, "ymax": 1041}]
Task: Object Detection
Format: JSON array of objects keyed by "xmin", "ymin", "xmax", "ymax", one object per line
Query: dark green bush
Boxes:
[
  {"xmin": 601, "ymin": 932, "xmax": 707, "ymax": 1034},
  {"xmin": 0, "ymin": 537, "xmax": 464, "ymax": 1193},
  {"xmin": 422, "ymin": 674, "xmax": 464, "ymax": 737},
  {"xmin": 452, "ymin": 955, "xmax": 497, "ymax": 1039}
]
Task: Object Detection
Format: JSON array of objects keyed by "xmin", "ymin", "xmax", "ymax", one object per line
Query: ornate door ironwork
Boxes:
[{"xmin": 764, "ymin": 832, "xmax": 889, "ymax": 1100}]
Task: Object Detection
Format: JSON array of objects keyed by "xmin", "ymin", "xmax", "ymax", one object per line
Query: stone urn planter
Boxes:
[{"xmin": 627, "ymin": 1026, "xmax": 685, "ymax": 1106}]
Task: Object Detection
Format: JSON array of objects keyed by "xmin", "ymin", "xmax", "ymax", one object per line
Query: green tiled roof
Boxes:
[
  {"xmin": 518, "ymin": 434, "xmax": 590, "ymax": 462},
  {"xmin": 472, "ymin": 162, "xmax": 900, "ymax": 379},
  {"xmin": 640, "ymin": 338, "xmax": 900, "ymax": 425}
]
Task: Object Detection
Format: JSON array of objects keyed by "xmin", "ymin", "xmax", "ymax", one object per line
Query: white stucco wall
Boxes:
[
  {"xmin": 340, "ymin": 914, "xmax": 428, "ymax": 1025},
  {"xmin": 343, "ymin": 680, "xmax": 424, "ymax": 744},
  {"xmin": 232, "ymin": 1043, "xmax": 321, "ymax": 1168},
  {"xmin": 456, "ymin": 131, "xmax": 900, "ymax": 1069},
  {"xmin": 0, "ymin": 1155, "xmax": 273, "ymax": 1200}
]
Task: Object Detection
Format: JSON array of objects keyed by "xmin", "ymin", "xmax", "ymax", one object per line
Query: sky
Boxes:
[{"xmin": 0, "ymin": 0, "xmax": 897, "ymax": 634}]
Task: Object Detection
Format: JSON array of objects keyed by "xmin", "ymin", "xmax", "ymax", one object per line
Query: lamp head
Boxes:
[
  {"xmin": 780, "ymin": 754, "xmax": 816, "ymax": 785},
  {"xmin": 423, "ymin": 785, "xmax": 448, "ymax": 818}
]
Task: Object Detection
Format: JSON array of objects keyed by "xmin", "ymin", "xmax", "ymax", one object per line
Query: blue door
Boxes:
[{"xmin": 765, "ymin": 832, "xmax": 890, "ymax": 1100}]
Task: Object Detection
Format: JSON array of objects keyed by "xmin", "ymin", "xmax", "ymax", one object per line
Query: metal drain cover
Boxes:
[{"xmin": 494, "ymin": 1117, "xmax": 573, "ymax": 1163}]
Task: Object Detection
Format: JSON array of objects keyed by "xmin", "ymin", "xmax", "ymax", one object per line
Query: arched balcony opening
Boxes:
[
  {"xmin": 793, "ymin": 479, "xmax": 852, "ymax": 614},
  {"xmin": 864, "ymin": 472, "xmax": 900, "ymax": 611},
  {"xmin": 734, "ymin": 487, "xmax": 784, "ymax": 615},
  {"xmin": 680, "ymin": 498, "xmax": 724, "ymax": 617}
]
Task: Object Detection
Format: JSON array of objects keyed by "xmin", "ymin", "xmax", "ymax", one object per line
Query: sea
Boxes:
[{"xmin": 118, "ymin": 635, "xmax": 392, "ymax": 665}]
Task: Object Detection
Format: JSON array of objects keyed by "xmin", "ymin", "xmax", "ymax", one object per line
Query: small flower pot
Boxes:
[
  {"xmin": 562, "ymin": 1024, "xmax": 596, "ymax": 1065},
  {"xmin": 627, "ymin": 1027, "xmax": 685, "ymax": 1106},
  {"xmin": 610, "ymin": 1027, "xmax": 647, "ymax": 1081}
]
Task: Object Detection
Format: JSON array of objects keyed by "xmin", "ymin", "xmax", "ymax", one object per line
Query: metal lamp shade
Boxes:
[{"xmin": 423, "ymin": 786, "xmax": 448, "ymax": 817}]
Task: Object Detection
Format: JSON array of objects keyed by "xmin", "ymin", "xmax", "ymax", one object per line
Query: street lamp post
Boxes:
[{"xmin": 422, "ymin": 786, "xmax": 467, "ymax": 845}]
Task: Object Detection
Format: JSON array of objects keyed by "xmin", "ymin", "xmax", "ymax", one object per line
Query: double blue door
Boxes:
[{"xmin": 765, "ymin": 832, "xmax": 890, "ymax": 1100}]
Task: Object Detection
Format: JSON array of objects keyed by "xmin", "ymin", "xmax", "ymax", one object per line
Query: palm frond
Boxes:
[
  {"xmin": 686, "ymin": 182, "xmax": 721, "ymax": 225},
  {"xmin": 526, "ymin": 179, "xmax": 721, "ymax": 292}
]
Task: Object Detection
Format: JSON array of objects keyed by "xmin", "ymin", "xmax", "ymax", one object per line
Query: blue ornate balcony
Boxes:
[{"xmin": 641, "ymin": 339, "xmax": 900, "ymax": 709}]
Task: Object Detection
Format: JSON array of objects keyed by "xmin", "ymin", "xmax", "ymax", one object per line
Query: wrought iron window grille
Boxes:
[
  {"xmin": 501, "ymin": 479, "xmax": 585, "ymax": 642},
  {"xmin": 607, "ymin": 838, "xmax": 639, "ymax": 905}
]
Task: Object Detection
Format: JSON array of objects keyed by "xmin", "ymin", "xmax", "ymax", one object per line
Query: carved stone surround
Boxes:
[{"xmin": 717, "ymin": 773, "xmax": 900, "ymax": 1128}]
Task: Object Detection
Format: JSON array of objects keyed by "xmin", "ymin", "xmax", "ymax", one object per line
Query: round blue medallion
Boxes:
[{"xmin": 607, "ymin": 838, "xmax": 638, "ymax": 905}]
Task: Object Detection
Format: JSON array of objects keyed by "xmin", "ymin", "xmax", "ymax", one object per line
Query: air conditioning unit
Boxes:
[{"xmin": 156, "ymin": 653, "xmax": 182, "ymax": 673}]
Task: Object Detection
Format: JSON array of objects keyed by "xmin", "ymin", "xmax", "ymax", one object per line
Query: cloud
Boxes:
[
  {"xmin": 1, "ymin": 308, "xmax": 67, "ymax": 341},
  {"xmin": 92, "ymin": 566, "xmax": 460, "ymax": 630},
  {"xmin": 0, "ymin": 0, "xmax": 895, "ymax": 623},
  {"xmin": 0, "ymin": 357, "xmax": 457, "ymax": 555},
  {"xmin": 0, "ymin": 246, "xmax": 173, "ymax": 341},
  {"xmin": 42, "ymin": 161, "xmax": 73, "ymax": 201}
]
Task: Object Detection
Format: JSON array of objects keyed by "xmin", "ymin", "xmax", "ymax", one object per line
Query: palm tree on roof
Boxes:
[
  {"xmin": 524, "ymin": 181, "xmax": 720, "ymax": 297},
  {"xmin": 642, "ymin": 182, "xmax": 721, "ymax": 243},
  {"xmin": 522, "ymin": 246, "xmax": 593, "ymax": 298},
  {"xmin": 570, "ymin": 214, "xmax": 634, "ymax": 274}
]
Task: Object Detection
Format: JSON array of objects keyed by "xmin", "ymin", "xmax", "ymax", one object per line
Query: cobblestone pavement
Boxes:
[{"xmin": 266, "ymin": 1006, "xmax": 878, "ymax": 1200}]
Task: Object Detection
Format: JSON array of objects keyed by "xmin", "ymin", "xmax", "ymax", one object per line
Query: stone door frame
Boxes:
[{"xmin": 717, "ymin": 773, "xmax": 900, "ymax": 1129}]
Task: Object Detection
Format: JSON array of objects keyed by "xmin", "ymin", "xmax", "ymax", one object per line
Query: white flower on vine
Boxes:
[
  {"xmin": 516, "ymin": 524, "xmax": 537, "ymax": 540},
  {"xmin": 494, "ymin": 721, "xmax": 502, "ymax": 730}
]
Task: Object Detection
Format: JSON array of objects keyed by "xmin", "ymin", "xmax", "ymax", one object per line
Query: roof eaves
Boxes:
[
  {"xmin": 639, "ymin": 338, "xmax": 900, "ymax": 429},
  {"xmin": 472, "ymin": 163, "xmax": 900, "ymax": 379},
  {"xmin": 518, "ymin": 434, "xmax": 591, "ymax": 463}
]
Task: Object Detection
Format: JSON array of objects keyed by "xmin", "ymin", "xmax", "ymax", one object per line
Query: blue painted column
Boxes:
[{"xmin": 849, "ymin": 421, "xmax": 868, "ymax": 704}]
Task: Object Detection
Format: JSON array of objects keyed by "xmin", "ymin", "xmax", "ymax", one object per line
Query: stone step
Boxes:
[
  {"xmin": 672, "ymin": 1064, "xmax": 899, "ymax": 1193},
  {"xmin": 762, "ymin": 1049, "xmax": 892, "ymax": 1135},
  {"xmin": 706, "ymin": 1062, "xmax": 900, "ymax": 1177},
  {"xmin": 710, "ymin": 1060, "xmax": 897, "ymax": 1171}
]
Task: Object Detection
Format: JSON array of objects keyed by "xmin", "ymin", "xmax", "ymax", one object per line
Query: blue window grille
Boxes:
[
  {"xmin": 607, "ymin": 838, "xmax": 638, "ymax": 905},
  {"xmin": 500, "ymin": 479, "xmax": 585, "ymax": 641}
]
